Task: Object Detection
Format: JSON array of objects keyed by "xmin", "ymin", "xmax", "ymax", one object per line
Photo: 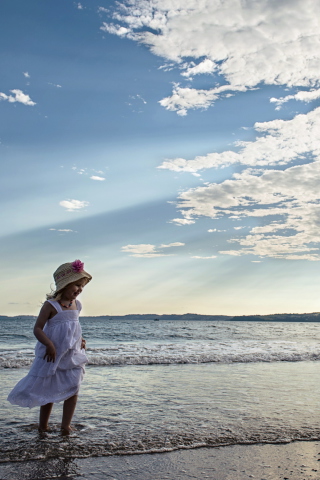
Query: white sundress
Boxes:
[{"xmin": 7, "ymin": 299, "xmax": 88, "ymax": 408}]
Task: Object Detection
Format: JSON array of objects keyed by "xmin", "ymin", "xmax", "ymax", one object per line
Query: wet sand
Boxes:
[{"xmin": 1, "ymin": 441, "xmax": 320, "ymax": 480}]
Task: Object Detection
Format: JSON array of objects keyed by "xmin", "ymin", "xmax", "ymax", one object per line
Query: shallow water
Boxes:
[{"xmin": 1, "ymin": 319, "xmax": 320, "ymax": 463}]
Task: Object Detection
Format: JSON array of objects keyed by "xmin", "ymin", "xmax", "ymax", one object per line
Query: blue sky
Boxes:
[{"xmin": 1, "ymin": 0, "xmax": 320, "ymax": 316}]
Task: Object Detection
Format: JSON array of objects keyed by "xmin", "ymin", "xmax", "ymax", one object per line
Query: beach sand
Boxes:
[{"xmin": 1, "ymin": 441, "xmax": 320, "ymax": 480}]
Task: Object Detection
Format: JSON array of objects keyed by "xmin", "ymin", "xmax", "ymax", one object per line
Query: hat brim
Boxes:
[{"xmin": 55, "ymin": 270, "xmax": 92, "ymax": 295}]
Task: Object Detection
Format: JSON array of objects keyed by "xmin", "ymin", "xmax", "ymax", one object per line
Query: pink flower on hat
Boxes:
[{"xmin": 71, "ymin": 259, "xmax": 84, "ymax": 273}]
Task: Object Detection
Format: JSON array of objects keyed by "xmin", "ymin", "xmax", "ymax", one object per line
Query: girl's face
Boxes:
[{"xmin": 63, "ymin": 278, "xmax": 88, "ymax": 300}]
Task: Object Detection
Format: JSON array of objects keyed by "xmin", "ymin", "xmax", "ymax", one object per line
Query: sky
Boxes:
[{"xmin": 1, "ymin": 0, "xmax": 320, "ymax": 317}]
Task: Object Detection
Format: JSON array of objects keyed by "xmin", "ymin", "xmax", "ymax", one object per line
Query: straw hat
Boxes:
[{"xmin": 53, "ymin": 260, "xmax": 92, "ymax": 293}]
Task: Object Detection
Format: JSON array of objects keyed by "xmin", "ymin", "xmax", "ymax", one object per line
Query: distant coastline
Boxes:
[{"xmin": 2, "ymin": 312, "xmax": 320, "ymax": 322}]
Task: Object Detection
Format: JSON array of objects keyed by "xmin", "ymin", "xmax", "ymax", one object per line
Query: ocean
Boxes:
[{"xmin": 1, "ymin": 317, "xmax": 320, "ymax": 468}]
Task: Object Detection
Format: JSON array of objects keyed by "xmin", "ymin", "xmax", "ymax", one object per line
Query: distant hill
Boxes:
[
  {"xmin": 85, "ymin": 312, "xmax": 320, "ymax": 322},
  {"xmin": 87, "ymin": 313, "xmax": 232, "ymax": 321},
  {"xmin": 112, "ymin": 313, "xmax": 231, "ymax": 321},
  {"xmin": 231, "ymin": 312, "xmax": 320, "ymax": 322},
  {"xmin": 2, "ymin": 313, "xmax": 320, "ymax": 322}
]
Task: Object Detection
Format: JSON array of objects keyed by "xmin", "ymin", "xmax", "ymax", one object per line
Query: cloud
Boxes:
[
  {"xmin": 90, "ymin": 175, "xmax": 105, "ymax": 181},
  {"xmin": 136, "ymin": 94, "xmax": 147, "ymax": 104},
  {"xmin": 103, "ymin": 0, "xmax": 320, "ymax": 262},
  {"xmin": 59, "ymin": 199, "xmax": 89, "ymax": 212},
  {"xmin": 159, "ymin": 85, "xmax": 218, "ymax": 116},
  {"xmin": 122, "ymin": 244, "xmax": 169, "ymax": 258},
  {"xmin": 159, "ymin": 107, "xmax": 320, "ymax": 171},
  {"xmin": 72, "ymin": 166, "xmax": 106, "ymax": 180},
  {"xmin": 171, "ymin": 218, "xmax": 195, "ymax": 225},
  {"xmin": 0, "ymin": 89, "xmax": 36, "ymax": 106},
  {"xmin": 159, "ymin": 84, "xmax": 247, "ymax": 115},
  {"xmin": 270, "ymin": 89, "xmax": 320, "ymax": 110},
  {"xmin": 49, "ymin": 228, "xmax": 77, "ymax": 233},
  {"xmin": 191, "ymin": 255, "xmax": 217, "ymax": 259},
  {"xmin": 23, "ymin": 72, "xmax": 30, "ymax": 78},
  {"xmin": 98, "ymin": 7, "xmax": 109, "ymax": 14},
  {"xmin": 181, "ymin": 59, "xmax": 216, "ymax": 78},
  {"xmin": 159, "ymin": 242, "xmax": 185, "ymax": 248},
  {"xmin": 48, "ymin": 83, "xmax": 62, "ymax": 88},
  {"xmin": 122, "ymin": 242, "xmax": 185, "ymax": 257},
  {"xmin": 161, "ymin": 103, "xmax": 320, "ymax": 260},
  {"xmin": 103, "ymin": 0, "xmax": 320, "ymax": 114},
  {"xmin": 172, "ymin": 160, "xmax": 320, "ymax": 260},
  {"xmin": 76, "ymin": 2, "xmax": 83, "ymax": 9},
  {"xmin": 102, "ymin": 23, "xmax": 131, "ymax": 37}
]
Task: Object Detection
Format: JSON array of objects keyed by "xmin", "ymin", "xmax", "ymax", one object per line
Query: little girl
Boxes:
[{"xmin": 7, "ymin": 259, "xmax": 92, "ymax": 433}]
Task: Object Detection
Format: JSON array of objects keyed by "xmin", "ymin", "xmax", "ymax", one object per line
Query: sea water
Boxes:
[{"xmin": 1, "ymin": 318, "xmax": 320, "ymax": 464}]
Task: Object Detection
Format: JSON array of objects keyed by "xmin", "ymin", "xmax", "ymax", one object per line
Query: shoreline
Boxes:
[{"xmin": 1, "ymin": 441, "xmax": 320, "ymax": 480}]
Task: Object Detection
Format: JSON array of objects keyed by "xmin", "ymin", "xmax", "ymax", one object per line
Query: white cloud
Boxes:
[
  {"xmin": 49, "ymin": 228, "xmax": 77, "ymax": 233},
  {"xmin": 101, "ymin": 23, "xmax": 131, "ymax": 37},
  {"xmin": 72, "ymin": 166, "xmax": 106, "ymax": 180},
  {"xmin": 270, "ymin": 89, "xmax": 320, "ymax": 110},
  {"xmin": 159, "ymin": 85, "xmax": 218, "ymax": 116},
  {"xmin": 90, "ymin": 175, "xmax": 105, "ymax": 181},
  {"xmin": 171, "ymin": 218, "xmax": 195, "ymax": 225},
  {"xmin": 191, "ymin": 255, "xmax": 217, "ymax": 259},
  {"xmin": 159, "ymin": 242, "xmax": 185, "ymax": 248},
  {"xmin": 0, "ymin": 89, "xmax": 36, "ymax": 106},
  {"xmin": 77, "ymin": 2, "xmax": 83, "ymax": 9},
  {"xmin": 181, "ymin": 59, "xmax": 216, "ymax": 78},
  {"xmin": 23, "ymin": 72, "xmax": 30, "ymax": 78},
  {"xmin": 103, "ymin": 0, "xmax": 320, "ymax": 114},
  {"xmin": 159, "ymin": 84, "xmax": 247, "ymax": 115},
  {"xmin": 159, "ymin": 107, "xmax": 320, "ymax": 171},
  {"xmin": 122, "ymin": 244, "xmax": 156, "ymax": 254},
  {"xmin": 122, "ymin": 242, "xmax": 184, "ymax": 257},
  {"xmin": 98, "ymin": 7, "xmax": 109, "ymax": 14},
  {"xmin": 172, "ymin": 160, "xmax": 320, "ymax": 260},
  {"xmin": 136, "ymin": 94, "xmax": 147, "ymax": 104},
  {"xmin": 48, "ymin": 83, "xmax": 62, "ymax": 88},
  {"xmin": 59, "ymin": 199, "xmax": 89, "ymax": 212},
  {"xmin": 103, "ymin": 0, "xmax": 320, "ymax": 261},
  {"xmin": 122, "ymin": 244, "xmax": 170, "ymax": 258}
]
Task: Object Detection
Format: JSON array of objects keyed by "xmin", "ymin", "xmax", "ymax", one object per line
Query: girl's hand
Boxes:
[
  {"xmin": 81, "ymin": 338, "xmax": 86, "ymax": 350},
  {"xmin": 43, "ymin": 343, "xmax": 56, "ymax": 362}
]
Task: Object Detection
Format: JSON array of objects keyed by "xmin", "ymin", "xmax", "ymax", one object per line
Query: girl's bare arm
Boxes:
[{"xmin": 34, "ymin": 302, "xmax": 57, "ymax": 362}]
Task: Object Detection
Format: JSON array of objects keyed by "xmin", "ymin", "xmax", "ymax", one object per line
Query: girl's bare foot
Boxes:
[
  {"xmin": 38, "ymin": 425, "xmax": 50, "ymax": 432},
  {"xmin": 61, "ymin": 425, "xmax": 74, "ymax": 435}
]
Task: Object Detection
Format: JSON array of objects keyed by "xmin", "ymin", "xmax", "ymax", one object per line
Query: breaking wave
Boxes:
[{"xmin": 2, "ymin": 340, "xmax": 320, "ymax": 368}]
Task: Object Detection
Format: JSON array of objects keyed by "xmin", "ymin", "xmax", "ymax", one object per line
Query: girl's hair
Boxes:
[
  {"xmin": 46, "ymin": 278, "xmax": 89, "ymax": 302},
  {"xmin": 46, "ymin": 287, "xmax": 65, "ymax": 302}
]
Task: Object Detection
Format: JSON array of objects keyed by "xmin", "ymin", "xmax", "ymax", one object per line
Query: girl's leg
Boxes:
[
  {"xmin": 39, "ymin": 403, "xmax": 53, "ymax": 430},
  {"xmin": 61, "ymin": 394, "xmax": 78, "ymax": 432}
]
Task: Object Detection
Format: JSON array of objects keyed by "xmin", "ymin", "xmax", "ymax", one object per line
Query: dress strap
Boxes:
[
  {"xmin": 76, "ymin": 299, "xmax": 82, "ymax": 312},
  {"xmin": 47, "ymin": 299, "xmax": 63, "ymax": 313}
]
